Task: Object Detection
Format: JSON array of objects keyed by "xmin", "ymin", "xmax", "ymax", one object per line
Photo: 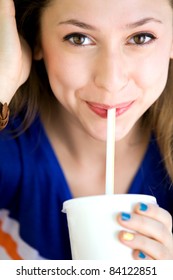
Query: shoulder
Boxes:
[
  {"xmin": 0, "ymin": 113, "xmax": 42, "ymax": 158},
  {"xmin": 0, "ymin": 113, "xmax": 69, "ymax": 192},
  {"xmin": 0, "ymin": 114, "xmax": 43, "ymax": 199}
]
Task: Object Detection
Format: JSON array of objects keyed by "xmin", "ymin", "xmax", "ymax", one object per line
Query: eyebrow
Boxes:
[
  {"xmin": 126, "ymin": 17, "xmax": 163, "ymax": 28},
  {"xmin": 58, "ymin": 17, "xmax": 163, "ymax": 31},
  {"xmin": 58, "ymin": 19, "xmax": 97, "ymax": 30}
]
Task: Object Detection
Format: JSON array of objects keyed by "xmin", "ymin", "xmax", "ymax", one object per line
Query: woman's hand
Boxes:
[
  {"xmin": 0, "ymin": 0, "xmax": 31, "ymax": 104},
  {"xmin": 117, "ymin": 203, "xmax": 173, "ymax": 259}
]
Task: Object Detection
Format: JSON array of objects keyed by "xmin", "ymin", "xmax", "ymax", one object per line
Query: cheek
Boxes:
[
  {"xmin": 43, "ymin": 50, "xmax": 90, "ymax": 94},
  {"xmin": 134, "ymin": 54, "xmax": 170, "ymax": 98}
]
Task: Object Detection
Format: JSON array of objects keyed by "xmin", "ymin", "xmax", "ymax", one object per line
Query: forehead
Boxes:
[{"xmin": 43, "ymin": 0, "xmax": 172, "ymax": 27}]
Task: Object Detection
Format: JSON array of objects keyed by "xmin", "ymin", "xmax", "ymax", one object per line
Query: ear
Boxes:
[{"xmin": 33, "ymin": 44, "xmax": 43, "ymax": 60}]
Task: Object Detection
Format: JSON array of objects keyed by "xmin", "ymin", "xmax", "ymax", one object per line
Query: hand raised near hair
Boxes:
[{"xmin": 0, "ymin": 0, "xmax": 31, "ymax": 104}]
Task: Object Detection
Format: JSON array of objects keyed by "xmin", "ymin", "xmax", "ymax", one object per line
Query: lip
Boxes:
[{"xmin": 86, "ymin": 101, "xmax": 135, "ymax": 118}]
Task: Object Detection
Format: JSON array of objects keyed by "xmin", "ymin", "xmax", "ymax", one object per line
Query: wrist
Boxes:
[{"xmin": 0, "ymin": 102, "xmax": 10, "ymax": 130}]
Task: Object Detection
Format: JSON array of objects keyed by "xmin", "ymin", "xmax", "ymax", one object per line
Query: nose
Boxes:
[{"xmin": 94, "ymin": 49, "xmax": 128, "ymax": 93}]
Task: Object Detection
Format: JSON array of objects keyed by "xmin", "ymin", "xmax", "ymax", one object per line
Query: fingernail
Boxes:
[
  {"xmin": 138, "ymin": 251, "xmax": 146, "ymax": 259},
  {"xmin": 121, "ymin": 212, "xmax": 131, "ymax": 221},
  {"xmin": 139, "ymin": 203, "xmax": 148, "ymax": 211},
  {"xmin": 122, "ymin": 232, "xmax": 134, "ymax": 241}
]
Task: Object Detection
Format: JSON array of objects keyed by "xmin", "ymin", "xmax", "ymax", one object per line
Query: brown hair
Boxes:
[
  {"xmin": 12, "ymin": 0, "xmax": 173, "ymax": 181},
  {"xmin": 145, "ymin": 61, "xmax": 173, "ymax": 182}
]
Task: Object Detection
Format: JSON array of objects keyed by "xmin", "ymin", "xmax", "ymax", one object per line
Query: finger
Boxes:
[
  {"xmin": 117, "ymin": 211, "xmax": 172, "ymax": 248},
  {"xmin": 134, "ymin": 203, "xmax": 172, "ymax": 232},
  {"xmin": 118, "ymin": 231, "xmax": 173, "ymax": 260},
  {"xmin": 133, "ymin": 250, "xmax": 153, "ymax": 260}
]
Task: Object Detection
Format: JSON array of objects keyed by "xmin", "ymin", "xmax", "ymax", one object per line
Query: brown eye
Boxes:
[
  {"xmin": 128, "ymin": 33, "xmax": 156, "ymax": 45},
  {"xmin": 63, "ymin": 33, "xmax": 93, "ymax": 46},
  {"xmin": 72, "ymin": 35, "xmax": 86, "ymax": 45},
  {"xmin": 133, "ymin": 35, "xmax": 146, "ymax": 45}
]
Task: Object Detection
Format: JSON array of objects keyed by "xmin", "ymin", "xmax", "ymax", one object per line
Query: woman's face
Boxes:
[{"xmin": 36, "ymin": 0, "xmax": 173, "ymax": 141}]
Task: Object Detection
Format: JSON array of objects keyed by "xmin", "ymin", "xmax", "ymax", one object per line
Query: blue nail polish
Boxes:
[
  {"xmin": 121, "ymin": 212, "xmax": 131, "ymax": 221},
  {"xmin": 138, "ymin": 251, "xmax": 146, "ymax": 259},
  {"xmin": 140, "ymin": 203, "xmax": 148, "ymax": 211}
]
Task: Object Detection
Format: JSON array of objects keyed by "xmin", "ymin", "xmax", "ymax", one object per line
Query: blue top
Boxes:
[{"xmin": 0, "ymin": 115, "xmax": 173, "ymax": 259}]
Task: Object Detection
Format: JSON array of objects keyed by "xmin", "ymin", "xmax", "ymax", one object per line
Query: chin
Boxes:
[
  {"xmin": 84, "ymin": 126, "xmax": 107, "ymax": 142},
  {"xmin": 90, "ymin": 132, "xmax": 107, "ymax": 142},
  {"xmin": 115, "ymin": 123, "xmax": 138, "ymax": 142}
]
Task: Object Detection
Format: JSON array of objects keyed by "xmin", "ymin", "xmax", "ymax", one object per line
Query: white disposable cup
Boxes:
[{"xmin": 62, "ymin": 194, "xmax": 156, "ymax": 260}]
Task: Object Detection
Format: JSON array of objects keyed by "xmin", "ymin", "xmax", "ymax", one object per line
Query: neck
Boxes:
[
  {"xmin": 41, "ymin": 101, "xmax": 150, "ymax": 196},
  {"xmin": 42, "ymin": 101, "xmax": 149, "ymax": 165},
  {"xmin": 43, "ymin": 102, "xmax": 107, "ymax": 164}
]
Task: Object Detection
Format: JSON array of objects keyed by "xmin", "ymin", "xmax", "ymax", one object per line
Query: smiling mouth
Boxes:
[{"xmin": 86, "ymin": 101, "xmax": 135, "ymax": 118}]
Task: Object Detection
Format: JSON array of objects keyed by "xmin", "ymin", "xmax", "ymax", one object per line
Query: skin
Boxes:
[
  {"xmin": 0, "ymin": 0, "xmax": 31, "ymax": 104},
  {"xmin": 36, "ymin": 0, "xmax": 173, "ymax": 142},
  {"xmin": 0, "ymin": 0, "xmax": 173, "ymax": 259}
]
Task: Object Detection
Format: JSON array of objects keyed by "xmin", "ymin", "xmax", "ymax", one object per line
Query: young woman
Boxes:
[{"xmin": 0, "ymin": 0, "xmax": 173, "ymax": 259}]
